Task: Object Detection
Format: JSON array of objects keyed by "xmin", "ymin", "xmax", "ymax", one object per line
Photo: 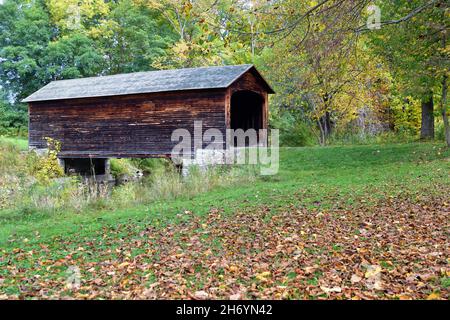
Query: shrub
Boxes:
[
  {"xmin": 435, "ymin": 121, "xmax": 446, "ymax": 142},
  {"xmin": 0, "ymin": 135, "xmax": 259, "ymax": 216},
  {"xmin": 390, "ymin": 95, "xmax": 421, "ymax": 136},
  {"xmin": 110, "ymin": 158, "xmax": 139, "ymax": 178},
  {"xmin": 32, "ymin": 138, "xmax": 64, "ymax": 184},
  {"xmin": 270, "ymin": 108, "xmax": 317, "ymax": 147},
  {"xmin": 130, "ymin": 158, "xmax": 169, "ymax": 175},
  {"xmin": 328, "ymin": 130, "xmax": 417, "ymax": 145},
  {"xmin": 0, "ymin": 102, "xmax": 28, "ymax": 137}
]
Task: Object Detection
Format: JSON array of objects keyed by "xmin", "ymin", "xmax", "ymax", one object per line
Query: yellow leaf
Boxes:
[
  {"xmin": 426, "ymin": 292, "xmax": 440, "ymax": 300},
  {"xmin": 118, "ymin": 262, "xmax": 130, "ymax": 269},
  {"xmin": 228, "ymin": 265, "xmax": 238, "ymax": 273},
  {"xmin": 255, "ymin": 271, "xmax": 271, "ymax": 282},
  {"xmin": 365, "ymin": 265, "xmax": 382, "ymax": 278}
]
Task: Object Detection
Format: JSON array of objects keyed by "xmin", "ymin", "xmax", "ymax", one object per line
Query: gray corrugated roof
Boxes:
[{"xmin": 23, "ymin": 64, "xmax": 272, "ymax": 103}]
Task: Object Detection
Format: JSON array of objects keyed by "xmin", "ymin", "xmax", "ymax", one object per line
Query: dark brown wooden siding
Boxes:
[
  {"xmin": 29, "ymin": 89, "xmax": 227, "ymax": 158},
  {"xmin": 226, "ymin": 70, "xmax": 269, "ymax": 130},
  {"xmin": 229, "ymin": 70, "xmax": 268, "ymax": 95}
]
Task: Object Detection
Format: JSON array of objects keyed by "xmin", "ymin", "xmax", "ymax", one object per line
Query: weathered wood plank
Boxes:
[{"xmin": 29, "ymin": 89, "xmax": 227, "ymax": 157}]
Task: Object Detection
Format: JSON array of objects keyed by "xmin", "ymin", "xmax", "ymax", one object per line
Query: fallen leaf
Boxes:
[
  {"xmin": 426, "ymin": 292, "xmax": 441, "ymax": 300},
  {"xmin": 304, "ymin": 265, "xmax": 318, "ymax": 274},
  {"xmin": 255, "ymin": 271, "xmax": 271, "ymax": 282},
  {"xmin": 228, "ymin": 265, "xmax": 238, "ymax": 273},
  {"xmin": 320, "ymin": 286, "xmax": 342, "ymax": 293},
  {"xmin": 365, "ymin": 265, "xmax": 382, "ymax": 279},
  {"xmin": 229, "ymin": 293, "xmax": 242, "ymax": 300},
  {"xmin": 351, "ymin": 274, "xmax": 362, "ymax": 284},
  {"xmin": 194, "ymin": 290, "xmax": 209, "ymax": 300}
]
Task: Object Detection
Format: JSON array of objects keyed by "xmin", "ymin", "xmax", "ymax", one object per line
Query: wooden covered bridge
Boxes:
[{"xmin": 23, "ymin": 64, "xmax": 274, "ymax": 174}]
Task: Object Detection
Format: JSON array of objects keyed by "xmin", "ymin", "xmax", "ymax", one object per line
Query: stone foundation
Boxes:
[{"xmin": 175, "ymin": 148, "xmax": 254, "ymax": 176}]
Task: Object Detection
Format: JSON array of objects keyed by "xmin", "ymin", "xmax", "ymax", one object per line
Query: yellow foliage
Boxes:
[
  {"xmin": 426, "ymin": 292, "xmax": 441, "ymax": 300},
  {"xmin": 46, "ymin": 0, "xmax": 110, "ymax": 32},
  {"xmin": 390, "ymin": 95, "xmax": 421, "ymax": 135},
  {"xmin": 34, "ymin": 137, "xmax": 64, "ymax": 184},
  {"xmin": 255, "ymin": 271, "xmax": 271, "ymax": 282}
]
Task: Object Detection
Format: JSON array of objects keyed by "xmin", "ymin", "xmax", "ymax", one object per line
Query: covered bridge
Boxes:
[{"xmin": 23, "ymin": 64, "xmax": 274, "ymax": 174}]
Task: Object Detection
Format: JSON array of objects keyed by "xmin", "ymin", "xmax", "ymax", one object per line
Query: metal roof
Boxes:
[{"xmin": 22, "ymin": 64, "xmax": 273, "ymax": 103}]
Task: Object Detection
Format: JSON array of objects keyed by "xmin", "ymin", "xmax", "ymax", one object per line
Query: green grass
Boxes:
[
  {"xmin": 0, "ymin": 136, "xmax": 28, "ymax": 151},
  {"xmin": 0, "ymin": 141, "xmax": 449, "ymax": 299},
  {"xmin": 0, "ymin": 141, "xmax": 448, "ymax": 247}
]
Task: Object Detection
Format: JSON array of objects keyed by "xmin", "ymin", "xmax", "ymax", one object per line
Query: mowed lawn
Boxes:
[{"xmin": 0, "ymin": 142, "xmax": 449, "ymax": 299}]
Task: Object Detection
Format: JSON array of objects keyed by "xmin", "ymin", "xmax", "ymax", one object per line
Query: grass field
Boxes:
[
  {"xmin": 0, "ymin": 141, "xmax": 449, "ymax": 299},
  {"xmin": 0, "ymin": 136, "xmax": 28, "ymax": 151}
]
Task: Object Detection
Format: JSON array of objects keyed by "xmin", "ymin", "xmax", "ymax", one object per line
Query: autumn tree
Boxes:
[
  {"xmin": 367, "ymin": 0, "xmax": 449, "ymax": 142},
  {"xmin": 251, "ymin": 1, "xmax": 389, "ymax": 144},
  {"xmin": 145, "ymin": 0, "xmax": 252, "ymax": 68}
]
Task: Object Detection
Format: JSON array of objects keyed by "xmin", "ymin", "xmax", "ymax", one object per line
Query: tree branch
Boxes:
[{"xmin": 355, "ymin": 0, "xmax": 441, "ymax": 33}]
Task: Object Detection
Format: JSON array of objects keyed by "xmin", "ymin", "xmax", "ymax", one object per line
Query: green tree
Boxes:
[
  {"xmin": 148, "ymin": 0, "xmax": 252, "ymax": 68},
  {"xmin": 40, "ymin": 33, "xmax": 104, "ymax": 81},
  {"xmin": 0, "ymin": 89, "xmax": 27, "ymax": 135},
  {"xmin": 368, "ymin": 0, "xmax": 449, "ymax": 142},
  {"xmin": 96, "ymin": 0, "xmax": 174, "ymax": 74},
  {"xmin": 0, "ymin": 0, "xmax": 54, "ymax": 101},
  {"xmin": 0, "ymin": 0, "xmax": 104, "ymax": 101}
]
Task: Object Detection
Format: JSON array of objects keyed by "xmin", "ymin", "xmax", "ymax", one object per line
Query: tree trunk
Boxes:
[
  {"xmin": 317, "ymin": 119, "xmax": 326, "ymax": 146},
  {"xmin": 319, "ymin": 111, "xmax": 332, "ymax": 142},
  {"xmin": 442, "ymin": 74, "xmax": 449, "ymax": 147},
  {"xmin": 325, "ymin": 111, "xmax": 332, "ymax": 136},
  {"xmin": 420, "ymin": 93, "xmax": 434, "ymax": 139}
]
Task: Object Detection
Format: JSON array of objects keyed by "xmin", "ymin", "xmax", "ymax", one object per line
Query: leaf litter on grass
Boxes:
[{"xmin": 0, "ymin": 193, "xmax": 448, "ymax": 300}]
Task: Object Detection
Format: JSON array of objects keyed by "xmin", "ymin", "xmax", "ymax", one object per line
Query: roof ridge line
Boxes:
[
  {"xmin": 21, "ymin": 64, "xmax": 270, "ymax": 103},
  {"xmin": 48, "ymin": 64, "xmax": 254, "ymax": 84}
]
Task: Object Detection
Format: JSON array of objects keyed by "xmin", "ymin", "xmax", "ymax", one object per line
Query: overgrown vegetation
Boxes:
[
  {"xmin": 0, "ymin": 138, "xmax": 257, "ymax": 216},
  {"xmin": 0, "ymin": 100, "xmax": 27, "ymax": 137}
]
